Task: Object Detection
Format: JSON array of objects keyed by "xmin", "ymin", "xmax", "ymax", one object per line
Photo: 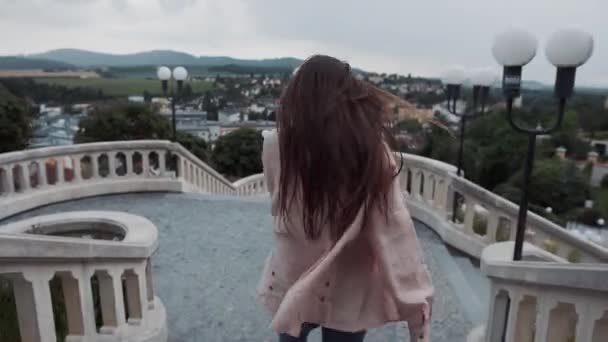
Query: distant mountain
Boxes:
[
  {"xmin": 29, "ymin": 48, "xmax": 303, "ymax": 69},
  {"xmin": 0, "ymin": 56, "xmax": 75, "ymax": 70}
]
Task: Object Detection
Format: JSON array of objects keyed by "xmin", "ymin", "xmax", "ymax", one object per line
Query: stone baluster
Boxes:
[
  {"xmin": 504, "ymin": 291, "xmax": 523, "ymax": 342},
  {"xmin": 142, "ymin": 151, "xmax": 150, "ymax": 177},
  {"xmin": 509, "ymin": 218, "xmax": 518, "ymax": 241},
  {"xmin": 2, "ymin": 164, "xmax": 15, "ymax": 194},
  {"xmin": 56, "ymin": 158, "xmax": 65, "ymax": 184},
  {"xmin": 57, "ymin": 272, "xmax": 89, "ymax": 338},
  {"xmin": 11, "ymin": 270, "xmax": 56, "ymax": 342},
  {"xmin": 19, "ymin": 163, "xmax": 30, "ymax": 191},
  {"xmin": 108, "ymin": 153, "xmax": 117, "ymax": 178},
  {"xmin": 486, "ymin": 286, "xmax": 511, "ymax": 342},
  {"xmin": 411, "ymin": 169, "xmax": 421, "ymax": 199},
  {"xmin": 445, "ymin": 184, "xmax": 455, "ymax": 221},
  {"xmin": 157, "ymin": 151, "xmax": 166, "ymax": 176},
  {"xmin": 91, "ymin": 154, "xmax": 100, "ymax": 179},
  {"xmin": 37, "ymin": 159, "xmax": 47, "ymax": 188},
  {"xmin": 73, "ymin": 155, "xmax": 83, "ymax": 183},
  {"xmin": 126, "ymin": 151, "xmax": 134, "ymax": 177},
  {"xmin": 96, "ymin": 269, "xmax": 126, "ymax": 334},
  {"xmin": 123, "ymin": 269, "xmax": 143, "ymax": 325},
  {"xmin": 423, "ymin": 173, "xmax": 434, "ymax": 203},
  {"xmin": 399, "ymin": 169, "xmax": 408, "ymax": 193},
  {"xmin": 463, "ymin": 197, "xmax": 476, "ymax": 234},
  {"xmin": 486, "ymin": 211, "xmax": 500, "ymax": 244},
  {"xmin": 145, "ymin": 260, "xmax": 155, "ymax": 309},
  {"xmin": 530, "ymin": 296, "xmax": 552, "ymax": 342},
  {"xmin": 573, "ymin": 301, "xmax": 600, "ymax": 342}
]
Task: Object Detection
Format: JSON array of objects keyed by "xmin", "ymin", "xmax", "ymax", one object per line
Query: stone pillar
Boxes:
[
  {"xmin": 19, "ymin": 163, "xmax": 30, "ymax": 191},
  {"xmin": 142, "ymin": 151, "xmax": 150, "ymax": 177},
  {"xmin": 504, "ymin": 292, "xmax": 523, "ymax": 342},
  {"xmin": 58, "ymin": 272, "xmax": 85, "ymax": 337},
  {"xmin": 157, "ymin": 152, "xmax": 166, "ymax": 175},
  {"xmin": 5, "ymin": 165, "xmax": 15, "ymax": 193},
  {"xmin": 411, "ymin": 169, "xmax": 421, "ymax": 200},
  {"xmin": 56, "ymin": 158, "xmax": 65, "ymax": 184},
  {"xmin": 486, "ymin": 287, "xmax": 511, "ymax": 342},
  {"xmin": 423, "ymin": 173, "xmax": 434, "ymax": 203},
  {"xmin": 463, "ymin": 199, "xmax": 476, "ymax": 234},
  {"xmin": 108, "ymin": 153, "xmax": 117, "ymax": 178},
  {"xmin": 73, "ymin": 155, "xmax": 83, "ymax": 183},
  {"xmin": 126, "ymin": 152, "xmax": 134, "ymax": 177},
  {"xmin": 91, "ymin": 154, "xmax": 100, "ymax": 179},
  {"xmin": 533, "ymin": 297, "xmax": 553, "ymax": 342},
  {"xmin": 123, "ymin": 270, "xmax": 143, "ymax": 325},
  {"xmin": 145, "ymin": 260, "xmax": 155, "ymax": 309},
  {"xmin": 37, "ymin": 160, "xmax": 47, "ymax": 188},
  {"xmin": 486, "ymin": 212, "xmax": 500, "ymax": 244},
  {"xmin": 12, "ymin": 271, "xmax": 56, "ymax": 342},
  {"xmin": 573, "ymin": 302, "xmax": 598, "ymax": 342},
  {"xmin": 96, "ymin": 270, "xmax": 125, "ymax": 334}
]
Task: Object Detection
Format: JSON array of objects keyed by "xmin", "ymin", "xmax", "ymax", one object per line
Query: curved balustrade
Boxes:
[
  {"xmin": 480, "ymin": 242, "xmax": 608, "ymax": 342},
  {"xmin": 396, "ymin": 153, "xmax": 608, "ymax": 263},
  {"xmin": 1, "ymin": 141, "xmax": 607, "ymax": 342},
  {"xmin": 233, "ymin": 174, "xmax": 266, "ymax": 196},
  {"xmin": 0, "ymin": 211, "xmax": 167, "ymax": 342}
]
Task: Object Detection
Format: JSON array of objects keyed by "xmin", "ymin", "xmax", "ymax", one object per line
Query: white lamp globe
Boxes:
[
  {"xmin": 546, "ymin": 29, "xmax": 594, "ymax": 68},
  {"xmin": 598, "ymin": 218, "xmax": 605, "ymax": 226},
  {"xmin": 442, "ymin": 68, "xmax": 466, "ymax": 86},
  {"xmin": 492, "ymin": 29, "xmax": 538, "ymax": 67},
  {"xmin": 173, "ymin": 66, "xmax": 188, "ymax": 81},
  {"xmin": 471, "ymin": 68, "xmax": 497, "ymax": 87},
  {"xmin": 157, "ymin": 66, "xmax": 171, "ymax": 81}
]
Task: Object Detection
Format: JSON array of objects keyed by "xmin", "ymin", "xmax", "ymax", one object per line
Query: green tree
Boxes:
[
  {"xmin": 211, "ymin": 128, "xmax": 263, "ymax": 178},
  {"xmin": 75, "ymin": 103, "xmax": 208, "ymax": 161},
  {"xmin": 0, "ymin": 84, "xmax": 31, "ymax": 153},
  {"xmin": 75, "ymin": 104, "xmax": 171, "ymax": 142},
  {"xmin": 497, "ymin": 159, "xmax": 588, "ymax": 215}
]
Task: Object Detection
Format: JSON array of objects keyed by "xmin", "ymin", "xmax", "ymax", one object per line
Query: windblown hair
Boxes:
[{"xmin": 277, "ymin": 55, "xmax": 397, "ymax": 241}]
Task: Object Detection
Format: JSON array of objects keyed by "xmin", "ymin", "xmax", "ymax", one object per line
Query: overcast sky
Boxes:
[{"xmin": 1, "ymin": 0, "xmax": 607, "ymax": 86}]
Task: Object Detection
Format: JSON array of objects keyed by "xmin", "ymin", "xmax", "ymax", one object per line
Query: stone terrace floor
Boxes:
[{"xmin": 4, "ymin": 193, "xmax": 474, "ymax": 341}]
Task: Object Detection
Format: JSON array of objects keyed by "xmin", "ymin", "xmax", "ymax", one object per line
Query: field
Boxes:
[{"xmin": 34, "ymin": 77, "xmax": 213, "ymax": 97}]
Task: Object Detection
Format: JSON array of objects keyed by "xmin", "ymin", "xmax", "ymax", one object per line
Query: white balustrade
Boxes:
[
  {"xmin": 481, "ymin": 243, "xmax": 608, "ymax": 342},
  {"xmin": 2, "ymin": 142, "xmax": 608, "ymax": 342},
  {"xmin": 0, "ymin": 211, "xmax": 166, "ymax": 342}
]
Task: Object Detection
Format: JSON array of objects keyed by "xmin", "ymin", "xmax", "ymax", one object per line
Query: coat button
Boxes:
[
  {"xmin": 325, "ymin": 281, "xmax": 330, "ymax": 287},
  {"xmin": 320, "ymin": 296, "xmax": 325, "ymax": 302},
  {"xmin": 269, "ymin": 286, "xmax": 273, "ymax": 291},
  {"xmin": 272, "ymin": 271, "xmax": 275, "ymax": 276}
]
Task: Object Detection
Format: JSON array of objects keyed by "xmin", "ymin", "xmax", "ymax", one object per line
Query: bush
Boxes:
[
  {"xmin": 567, "ymin": 249, "xmax": 582, "ymax": 263},
  {"xmin": 543, "ymin": 239, "xmax": 559, "ymax": 254},
  {"xmin": 211, "ymin": 128, "xmax": 263, "ymax": 178}
]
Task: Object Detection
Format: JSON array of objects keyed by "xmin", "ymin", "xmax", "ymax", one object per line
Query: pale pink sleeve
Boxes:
[{"xmin": 367, "ymin": 178, "xmax": 434, "ymax": 340}]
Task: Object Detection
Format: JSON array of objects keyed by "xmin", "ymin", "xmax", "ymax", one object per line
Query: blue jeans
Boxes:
[{"xmin": 279, "ymin": 323, "xmax": 366, "ymax": 342}]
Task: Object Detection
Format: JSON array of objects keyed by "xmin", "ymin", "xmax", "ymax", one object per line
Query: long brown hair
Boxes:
[{"xmin": 277, "ymin": 55, "xmax": 396, "ymax": 241}]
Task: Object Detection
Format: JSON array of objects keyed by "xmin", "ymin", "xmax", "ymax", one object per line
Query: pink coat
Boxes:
[{"xmin": 257, "ymin": 130, "xmax": 434, "ymax": 340}]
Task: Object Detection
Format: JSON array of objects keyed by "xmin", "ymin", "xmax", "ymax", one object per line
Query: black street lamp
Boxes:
[
  {"xmin": 492, "ymin": 29, "xmax": 594, "ymax": 261},
  {"xmin": 443, "ymin": 68, "xmax": 495, "ymax": 222},
  {"xmin": 157, "ymin": 66, "xmax": 189, "ymax": 141},
  {"xmin": 157, "ymin": 65, "xmax": 189, "ymax": 177}
]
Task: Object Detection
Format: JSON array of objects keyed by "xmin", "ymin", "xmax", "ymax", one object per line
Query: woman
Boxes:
[{"xmin": 257, "ymin": 55, "xmax": 433, "ymax": 342}]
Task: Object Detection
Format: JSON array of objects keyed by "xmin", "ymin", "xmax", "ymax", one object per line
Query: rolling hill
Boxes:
[
  {"xmin": 29, "ymin": 48, "xmax": 302, "ymax": 69},
  {"xmin": 0, "ymin": 56, "xmax": 75, "ymax": 70}
]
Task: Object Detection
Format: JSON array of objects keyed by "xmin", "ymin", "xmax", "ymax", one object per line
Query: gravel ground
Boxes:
[{"xmin": 3, "ymin": 193, "xmax": 474, "ymax": 342}]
